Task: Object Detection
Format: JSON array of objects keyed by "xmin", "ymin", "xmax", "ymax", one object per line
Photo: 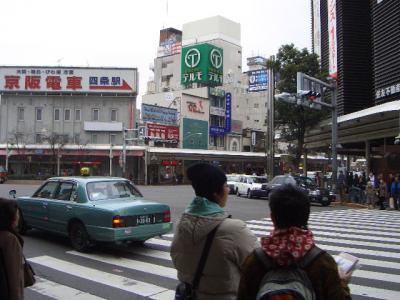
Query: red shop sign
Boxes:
[{"xmin": 161, "ymin": 160, "xmax": 178, "ymax": 166}]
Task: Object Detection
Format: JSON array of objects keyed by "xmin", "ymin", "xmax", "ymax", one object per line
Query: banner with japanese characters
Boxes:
[
  {"xmin": 328, "ymin": 0, "xmax": 338, "ymax": 79},
  {"xmin": 0, "ymin": 66, "xmax": 137, "ymax": 94}
]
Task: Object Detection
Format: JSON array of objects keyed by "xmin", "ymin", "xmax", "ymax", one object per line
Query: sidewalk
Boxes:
[
  {"xmin": 331, "ymin": 201, "xmax": 368, "ymax": 209},
  {"xmin": 5, "ymin": 180, "xmax": 44, "ymax": 185}
]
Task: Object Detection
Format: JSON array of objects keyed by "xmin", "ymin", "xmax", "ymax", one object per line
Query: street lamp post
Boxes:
[
  {"xmin": 109, "ymin": 144, "xmax": 113, "ymax": 176},
  {"xmin": 5, "ymin": 140, "xmax": 10, "ymax": 172}
]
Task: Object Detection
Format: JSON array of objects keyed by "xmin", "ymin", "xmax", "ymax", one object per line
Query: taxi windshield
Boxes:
[{"xmin": 86, "ymin": 181, "xmax": 142, "ymax": 201}]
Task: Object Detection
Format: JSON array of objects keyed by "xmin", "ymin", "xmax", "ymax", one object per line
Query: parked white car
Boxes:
[
  {"xmin": 226, "ymin": 174, "xmax": 241, "ymax": 194},
  {"xmin": 236, "ymin": 175, "xmax": 268, "ymax": 198}
]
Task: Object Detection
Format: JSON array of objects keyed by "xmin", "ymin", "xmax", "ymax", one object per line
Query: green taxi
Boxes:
[{"xmin": 14, "ymin": 177, "xmax": 173, "ymax": 252}]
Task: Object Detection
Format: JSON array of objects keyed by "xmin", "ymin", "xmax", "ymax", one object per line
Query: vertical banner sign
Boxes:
[
  {"xmin": 313, "ymin": 0, "xmax": 321, "ymax": 58},
  {"xmin": 328, "ymin": 0, "xmax": 338, "ymax": 79},
  {"xmin": 225, "ymin": 92, "xmax": 232, "ymax": 132}
]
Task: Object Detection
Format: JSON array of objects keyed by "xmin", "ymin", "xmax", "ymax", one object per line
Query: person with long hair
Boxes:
[
  {"xmin": 0, "ymin": 198, "xmax": 25, "ymax": 300},
  {"xmin": 170, "ymin": 163, "xmax": 258, "ymax": 299}
]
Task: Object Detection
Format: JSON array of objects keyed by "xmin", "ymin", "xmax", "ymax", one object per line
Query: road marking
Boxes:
[
  {"xmin": 28, "ymin": 256, "xmax": 174, "ymax": 298},
  {"xmin": 249, "ymin": 220, "xmax": 400, "ymax": 237},
  {"xmin": 246, "ymin": 224, "xmax": 400, "ymax": 250},
  {"xmin": 29, "ymin": 276, "xmax": 105, "ymax": 300},
  {"xmin": 67, "ymin": 251, "xmax": 177, "ymax": 279},
  {"xmin": 349, "ymin": 284, "xmax": 400, "ymax": 300},
  {"xmin": 308, "ymin": 217, "xmax": 400, "ymax": 230},
  {"xmin": 247, "ymin": 220, "xmax": 400, "ymax": 243}
]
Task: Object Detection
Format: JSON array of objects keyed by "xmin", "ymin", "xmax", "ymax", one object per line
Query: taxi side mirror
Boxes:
[{"xmin": 9, "ymin": 189, "xmax": 16, "ymax": 199}]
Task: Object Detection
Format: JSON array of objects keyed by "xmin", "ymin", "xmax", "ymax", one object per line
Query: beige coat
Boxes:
[
  {"xmin": 0, "ymin": 231, "xmax": 24, "ymax": 300},
  {"xmin": 170, "ymin": 213, "xmax": 258, "ymax": 300}
]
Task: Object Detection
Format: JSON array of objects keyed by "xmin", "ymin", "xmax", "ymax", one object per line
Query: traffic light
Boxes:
[
  {"xmin": 274, "ymin": 92, "xmax": 297, "ymax": 104},
  {"xmin": 297, "ymin": 90, "xmax": 322, "ymax": 110}
]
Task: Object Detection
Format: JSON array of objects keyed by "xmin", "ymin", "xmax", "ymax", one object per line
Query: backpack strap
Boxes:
[
  {"xmin": 254, "ymin": 247, "xmax": 276, "ymax": 270},
  {"xmin": 298, "ymin": 246, "xmax": 324, "ymax": 268}
]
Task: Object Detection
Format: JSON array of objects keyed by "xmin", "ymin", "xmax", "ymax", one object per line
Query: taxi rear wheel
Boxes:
[{"xmin": 69, "ymin": 222, "xmax": 93, "ymax": 252}]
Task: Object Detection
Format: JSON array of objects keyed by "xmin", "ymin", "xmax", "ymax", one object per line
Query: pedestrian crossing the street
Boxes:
[{"xmin": 26, "ymin": 209, "xmax": 400, "ymax": 300}]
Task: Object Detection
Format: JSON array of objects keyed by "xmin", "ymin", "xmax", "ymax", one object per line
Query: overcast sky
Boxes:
[{"xmin": 0, "ymin": 0, "xmax": 311, "ymax": 106}]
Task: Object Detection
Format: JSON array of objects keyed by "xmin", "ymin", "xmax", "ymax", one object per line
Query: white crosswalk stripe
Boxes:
[{"xmin": 25, "ymin": 209, "xmax": 400, "ymax": 300}]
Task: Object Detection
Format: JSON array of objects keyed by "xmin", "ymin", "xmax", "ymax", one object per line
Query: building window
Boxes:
[
  {"xmin": 35, "ymin": 133, "xmax": 42, "ymax": 144},
  {"xmin": 74, "ymin": 134, "xmax": 80, "ymax": 144},
  {"xmin": 75, "ymin": 109, "xmax": 81, "ymax": 121},
  {"xmin": 54, "ymin": 108, "xmax": 60, "ymax": 121},
  {"xmin": 91, "ymin": 134, "xmax": 98, "ymax": 144},
  {"xmin": 92, "ymin": 109, "xmax": 99, "ymax": 121},
  {"xmin": 35, "ymin": 108, "xmax": 42, "ymax": 121},
  {"xmin": 217, "ymin": 136, "xmax": 225, "ymax": 147},
  {"xmin": 254, "ymin": 103, "xmax": 259, "ymax": 108},
  {"xmin": 17, "ymin": 107, "xmax": 24, "ymax": 121},
  {"xmin": 111, "ymin": 109, "xmax": 117, "ymax": 122},
  {"xmin": 64, "ymin": 109, "xmax": 71, "ymax": 121},
  {"xmin": 247, "ymin": 116, "xmax": 250, "ymax": 120},
  {"xmin": 255, "ymin": 119, "xmax": 259, "ymax": 123},
  {"xmin": 110, "ymin": 134, "xmax": 116, "ymax": 145}
]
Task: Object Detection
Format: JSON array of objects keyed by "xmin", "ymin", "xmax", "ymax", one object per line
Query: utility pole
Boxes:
[
  {"xmin": 122, "ymin": 128, "xmax": 139, "ymax": 179},
  {"xmin": 267, "ymin": 67, "xmax": 275, "ymax": 179}
]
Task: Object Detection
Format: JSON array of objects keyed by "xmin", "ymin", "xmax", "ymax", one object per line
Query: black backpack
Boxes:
[{"xmin": 254, "ymin": 246, "xmax": 324, "ymax": 300}]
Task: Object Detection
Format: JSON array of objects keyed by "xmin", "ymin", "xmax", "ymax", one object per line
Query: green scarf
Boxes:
[{"xmin": 185, "ymin": 196, "xmax": 224, "ymax": 216}]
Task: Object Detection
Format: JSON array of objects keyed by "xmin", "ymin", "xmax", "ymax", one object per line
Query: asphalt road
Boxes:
[
  {"xmin": 0, "ymin": 182, "xmax": 342, "ymax": 224},
  {"xmin": 2, "ymin": 182, "xmax": 391, "ymax": 300}
]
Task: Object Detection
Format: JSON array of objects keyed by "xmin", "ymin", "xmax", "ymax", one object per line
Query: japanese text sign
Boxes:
[
  {"xmin": 0, "ymin": 66, "xmax": 137, "ymax": 94},
  {"xmin": 181, "ymin": 43, "xmax": 223, "ymax": 86}
]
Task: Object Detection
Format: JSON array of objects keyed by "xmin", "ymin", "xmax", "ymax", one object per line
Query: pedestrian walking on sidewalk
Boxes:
[
  {"xmin": 337, "ymin": 171, "xmax": 347, "ymax": 203},
  {"xmin": 390, "ymin": 174, "xmax": 400, "ymax": 210},
  {"xmin": 365, "ymin": 181, "xmax": 376, "ymax": 209},
  {"xmin": 171, "ymin": 163, "xmax": 258, "ymax": 300},
  {"xmin": 377, "ymin": 178, "xmax": 388, "ymax": 210}
]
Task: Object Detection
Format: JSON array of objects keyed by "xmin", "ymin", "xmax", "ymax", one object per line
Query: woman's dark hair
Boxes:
[
  {"xmin": 269, "ymin": 184, "xmax": 310, "ymax": 229},
  {"xmin": 0, "ymin": 198, "xmax": 18, "ymax": 231},
  {"xmin": 0, "ymin": 198, "xmax": 23, "ymax": 246},
  {"xmin": 187, "ymin": 163, "xmax": 227, "ymax": 202}
]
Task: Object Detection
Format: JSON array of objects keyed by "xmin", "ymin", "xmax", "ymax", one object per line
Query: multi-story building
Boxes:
[
  {"xmin": 371, "ymin": 0, "xmax": 400, "ymax": 104},
  {"xmin": 141, "ymin": 16, "xmax": 269, "ymax": 182},
  {"xmin": 311, "ymin": 0, "xmax": 373, "ymax": 115},
  {"xmin": 307, "ymin": 0, "xmax": 400, "ymax": 175},
  {"xmin": 0, "ymin": 66, "xmax": 142, "ymax": 178},
  {"xmin": 143, "ymin": 16, "xmax": 269, "ymax": 152}
]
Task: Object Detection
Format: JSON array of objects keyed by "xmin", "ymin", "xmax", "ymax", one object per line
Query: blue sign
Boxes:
[
  {"xmin": 141, "ymin": 104, "xmax": 178, "ymax": 125},
  {"xmin": 225, "ymin": 92, "xmax": 232, "ymax": 132},
  {"xmin": 248, "ymin": 69, "xmax": 268, "ymax": 92},
  {"xmin": 210, "ymin": 126, "xmax": 225, "ymax": 136}
]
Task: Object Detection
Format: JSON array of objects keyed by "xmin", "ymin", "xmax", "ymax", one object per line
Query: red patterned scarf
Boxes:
[{"xmin": 261, "ymin": 226, "xmax": 315, "ymax": 266}]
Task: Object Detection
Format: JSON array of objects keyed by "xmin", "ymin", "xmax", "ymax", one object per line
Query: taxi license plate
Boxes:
[{"xmin": 137, "ymin": 215, "xmax": 154, "ymax": 225}]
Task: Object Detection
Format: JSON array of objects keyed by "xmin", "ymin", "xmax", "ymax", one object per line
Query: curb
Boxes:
[
  {"xmin": 331, "ymin": 201, "xmax": 368, "ymax": 209},
  {"xmin": 4, "ymin": 180, "xmax": 44, "ymax": 185}
]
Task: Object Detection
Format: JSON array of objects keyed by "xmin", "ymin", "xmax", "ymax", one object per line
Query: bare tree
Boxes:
[{"xmin": 42, "ymin": 133, "xmax": 67, "ymax": 175}]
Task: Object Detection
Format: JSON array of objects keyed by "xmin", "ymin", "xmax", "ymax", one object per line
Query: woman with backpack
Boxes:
[
  {"xmin": 170, "ymin": 163, "xmax": 258, "ymax": 300},
  {"xmin": 237, "ymin": 185, "xmax": 352, "ymax": 300},
  {"xmin": 0, "ymin": 198, "xmax": 25, "ymax": 300}
]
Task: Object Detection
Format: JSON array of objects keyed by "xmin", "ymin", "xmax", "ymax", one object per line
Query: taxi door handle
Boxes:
[{"xmin": 66, "ymin": 205, "xmax": 72, "ymax": 211}]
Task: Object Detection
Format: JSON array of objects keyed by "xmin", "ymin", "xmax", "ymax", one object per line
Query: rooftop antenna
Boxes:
[{"xmin": 56, "ymin": 58, "xmax": 63, "ymax": 66}]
